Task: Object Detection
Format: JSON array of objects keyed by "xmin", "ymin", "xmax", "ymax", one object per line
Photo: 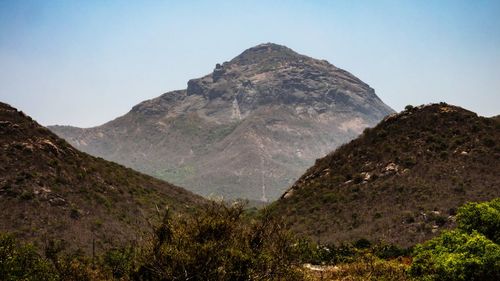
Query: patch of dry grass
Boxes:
[{"xmin": 304, "ymin": 254, "xmax": 410, "ymax": 281}]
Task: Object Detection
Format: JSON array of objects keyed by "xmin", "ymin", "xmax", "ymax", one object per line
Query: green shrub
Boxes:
[
  {"xmin": 405, "ymin": 105, "xmax": 414, "ymax": 111},
  {"xmin": 409, "ymin": 230, "xmax": 500, "ymax": 281},
  {"xmin": 296, "ymin": 241, "xmax": 402, "ymax": 266},
  {"xmin": 483, "ymin": 137, "xmax": 496, "ymax": 148},
  {"xmin": 102, "ymin": 247, "xmax": 135, "ymax": 279},
  {"xmin": 352, "ymin": 173, "xmax": 364, "ymax": 184},
  {"xmin": 353, "ymin": 238, "xmax": 371, "ymax": 249},
  {"xmin": 373, "ymin": 244, "xmax": 409, "ymax": 259},
  {"xmin": 456, "ymin": 198, "xmax": 500, "ymax": 243},
  {"xmin": 0, "ymin": 233, "xmax": 57, "ymax": 281},
  {"xmin": 19, "ymin": 190, "xmax": 35, "ymax": 200},
  {"xmin": 409, "ymin": 198, "xmax": 500, "ymax": 280},
  {"xmin": 52, "ymin": 254, "xmax": 105, "ymax": 281},
  {"xmin": 427, "ymin": 211, "xmax": 447, "ymax": 226}
]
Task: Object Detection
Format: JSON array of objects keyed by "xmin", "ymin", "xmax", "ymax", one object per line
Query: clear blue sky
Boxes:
[{"xmin": 1, "ymin": 0, "xmax": 499, "ymax": 127}]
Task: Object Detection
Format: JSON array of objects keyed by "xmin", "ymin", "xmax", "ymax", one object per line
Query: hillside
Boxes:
[
  {"xmin": 0, "ymin": 102, "xmax": 204, "ymax": 253},
  {"xmin": 50, "ymin": 43, "xmax": 394, "ymax": 201},
  {"xmin": 270, "ymin": 103, "xmax": 500, "ymax": 247}
]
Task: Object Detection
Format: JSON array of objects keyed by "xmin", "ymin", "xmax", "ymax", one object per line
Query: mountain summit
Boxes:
[
  {"xmin": 50, "ymin": 43, "xmax": 394, "ymax": 201},
  {"xmin": 230, "ymin": 43, "xmax": 301, "ymax": 65}
]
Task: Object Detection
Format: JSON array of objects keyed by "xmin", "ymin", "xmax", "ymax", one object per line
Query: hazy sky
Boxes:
[{"xmin": 1, "ymin": 0, "xmax": 499, "ymax": 127}]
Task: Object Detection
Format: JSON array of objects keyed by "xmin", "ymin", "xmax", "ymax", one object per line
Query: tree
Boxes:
[
  {"xmin": 133, "ymin": 202, "xmax": 306, "ymax": 281},
  {"xmin": 456, "ymin": 198, "xmax": 500, "ymax": 243},
  {"xmin": 409, "ymin": 198, "xmax": 500, "ymax": 280}
]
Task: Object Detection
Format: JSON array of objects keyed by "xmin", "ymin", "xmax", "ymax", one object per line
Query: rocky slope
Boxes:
[
  {"xmin": 50, "ymin": 43, "xmax": 394, "ymax": 201},
  {"xmin": 0, "ymin": 102, "xmax": 204, "ymax": 253},
  {"xmin": 270, "ymin": 103, "xmax": 500, "ymax": 247}
]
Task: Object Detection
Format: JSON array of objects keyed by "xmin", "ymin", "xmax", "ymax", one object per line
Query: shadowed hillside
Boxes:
[{"xmin": 0, "ymin": 102, "xmax": 205, "ymax": 253}]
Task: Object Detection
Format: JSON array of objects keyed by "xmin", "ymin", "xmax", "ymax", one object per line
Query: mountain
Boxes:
[
  {"xmin": 270, "ymin": 103, "xmax": 500, "ymax": 247},
  {"xmin": 49, "ymin": 43, "xmax": 394, "ymax": 201},
  {"xmin": 0, "ymin": 102, "xmax": 204, "ymax": 253}
]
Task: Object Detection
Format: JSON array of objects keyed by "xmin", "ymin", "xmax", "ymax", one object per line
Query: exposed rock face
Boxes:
[{"xmin": 50, "ymin": 43, "xmax": 394, "ymax": 200}]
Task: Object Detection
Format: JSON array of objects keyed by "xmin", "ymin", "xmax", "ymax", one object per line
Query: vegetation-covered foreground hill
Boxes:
[
  {"xmin": 271, "ymin": 103, "xmax": 500, "ymax": 247},
  {"xmin": 0, "ymin": 102, "xmax": 204, "ymax": 253}
]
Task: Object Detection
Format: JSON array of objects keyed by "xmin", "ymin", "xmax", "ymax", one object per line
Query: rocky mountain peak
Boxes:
[
  {"xmin": 229, "ymin": 43, "xmax": 302, "ymax": 66},
  {"xmin": 183, "ymin": 43, "xmax": 389, "ymax": 122},
  {"xmin": 50, "ymin": 44, "xmax": 394, "ymax": 201}
]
